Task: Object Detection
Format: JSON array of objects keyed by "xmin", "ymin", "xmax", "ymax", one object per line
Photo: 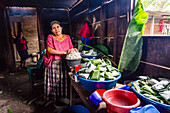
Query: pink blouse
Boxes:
[
  {"xmin": 44, "ymin": 34, "xmax": 73, "ymax": 67},
  {"xmin": 18, "ymin": 38, "xmax": 27, "ymax": 51}
]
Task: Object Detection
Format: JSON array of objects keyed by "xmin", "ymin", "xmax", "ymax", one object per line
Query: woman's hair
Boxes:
[
  {"xmin": 18, "ymin": 31, "xmax": 23, "ymax": 37},
  {"xmin": 50, "ymin": 20, "xmax": 61, "ymax": 28}
]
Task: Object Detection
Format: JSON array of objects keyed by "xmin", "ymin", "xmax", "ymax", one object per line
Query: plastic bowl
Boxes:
[
  {"xmin": 103, "ymin": 89, "xmax": 140, "ymax": 113},
  {"xmin": 75, "ymin": 73, "xmax": 121, "ymax": 92},
  {"xmin": 66, "ymin": 58, "xmax": 81, "ymax": 67},
  {"xmin": 131, "ymin": 85, "xmax": 170, "ymax": 113}
]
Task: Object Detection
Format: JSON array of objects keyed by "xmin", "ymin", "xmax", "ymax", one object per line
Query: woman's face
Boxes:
[
  {"xmin": 51, "ymin": 23, "xmax": 62, "ymax": 36},
  {"xmin": 20, "ymin": 32, "xmax": 23, "ymax": 37}
]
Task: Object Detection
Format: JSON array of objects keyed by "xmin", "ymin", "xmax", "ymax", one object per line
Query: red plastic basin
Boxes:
[{"xmin": 103, "ymin": 89, "xmax": 140, "ymax": 113}]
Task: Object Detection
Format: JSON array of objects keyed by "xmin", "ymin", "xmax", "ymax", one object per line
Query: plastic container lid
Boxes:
[
  {"xmin": 118, "ymin": 86, "xmax": 130, "ymax": 91},
  {"xmin": 75, "ymin": 65, "xmax": 81, "ymax": 73},
  {"xmin": 130, "ymin": 104, "xmax": 160, "ymax": 113},
  {"xmin": 89, "ymin": 91, "xmax": 102, "ymax": 105}
]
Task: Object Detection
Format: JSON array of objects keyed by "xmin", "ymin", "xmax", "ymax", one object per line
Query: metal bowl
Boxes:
[{"xmin": 66, "ymin": 58, "xmax": 81, "ymax": 67}]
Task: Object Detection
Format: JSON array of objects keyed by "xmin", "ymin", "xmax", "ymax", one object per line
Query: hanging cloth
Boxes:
[
  {"xmin": 79, "ymin": 22, "xmax": 93, "ymax": 39},
  {"xmin": 159, "ymin": 20, "xmax": 164, "ymax": 32}
]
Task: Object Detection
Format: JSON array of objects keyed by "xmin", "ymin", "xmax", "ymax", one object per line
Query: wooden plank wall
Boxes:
[
  {"xmin": 41, "ymin": 9, "xmax": 70, "ymax": 44},
  {"xmin": 135, "ymin": 36, "xmax": 170, "ymax": 79},
  {"xmin": 0, "ymin": 4, "xmax": 16, "ymax": 72},
  {"xmin": 70, "ymin": 0, "xmax": 133, "ymax": 66}
]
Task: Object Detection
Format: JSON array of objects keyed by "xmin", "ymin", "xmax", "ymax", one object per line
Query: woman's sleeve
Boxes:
[
  {"xmin": 24, "ymin": 37, "xmax": 29, "ymax": 49},
  {"xmin": 68, "ymin": 35, "xmax": 73, "ymax": 49},
  {"xmin": 46, "ymin": 35, "xmax": 54, "ymax": 52}
]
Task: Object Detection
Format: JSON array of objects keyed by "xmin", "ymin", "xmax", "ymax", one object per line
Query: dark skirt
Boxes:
[
  {"xmin": 18, "ymin": 49, "xmax": 29, "ymax": 61},
  {"xmin": 44, "ymin": 59, "xmax": 68, "ymax": 102}
]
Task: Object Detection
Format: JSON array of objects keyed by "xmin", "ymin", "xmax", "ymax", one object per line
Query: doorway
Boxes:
[{"xmin": 7, "ymin": 7, "xmax": 40, "ymax": 68}]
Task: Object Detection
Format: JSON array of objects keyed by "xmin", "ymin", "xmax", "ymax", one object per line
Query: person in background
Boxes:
[
  {"xmin": 12, "ymin": 31, "xmax": 29, "ymax": 70},
  {"xmin": 44, "ymin": 20, "xmax": 78, "ymax": 104},
  {"xmin": 79, "ymin": 21, "xmax": 93, "ymax": 50}
]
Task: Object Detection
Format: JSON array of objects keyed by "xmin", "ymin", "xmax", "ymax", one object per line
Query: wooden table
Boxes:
[{"xmin": 68, "ymin": 70, "xmax": 125, "ymax": 113}]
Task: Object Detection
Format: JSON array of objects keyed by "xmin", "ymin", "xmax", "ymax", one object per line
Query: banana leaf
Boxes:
[
  {"xmin": 8, "ymin": 108, "xmax": 12, "ymax": 113},
  {"xmin": 95, "ymin": 45, "xmax": 109, "ymax": 56},
  {"xmin": 139, "ymin": 80, "xmax": 147, "ymax": 86},
  {"xmin": 90, "ymin": 59, "xmax": 102, "ymax": 66},
  {"xmin": 141, "ymin": 85, "xmax": 156, "ymax": 95},
  {"xmin": 105, "ymin": 58, "xmax": 112, "ymax": 66},
  {"xmin": 118, "ymin": 0, "xmax": 148, "ymax": 77},
  {"xmin": 143, "ymin": 94, "xmax": 161, "ymax": 102},
  {"xmin": 104, "ymin": 72, "xmax": 116, "ymax": 79},
  {"xmin": 100, "ymin": 70, "xmax": 106, "ymax": 77},
  {"xmin": 79, "ymin": 73, "xmax": 90, "ymax": 79},
  {"xmin": 85, "ymin": 63, "xmax": 96, "ymax": 73},
  {"xmin": 90, "ymin": 70, "xmax": 100, "ymax": 80},
  {"xmin": 133, "ymin": 82, "xmax": 141, "ymax": 93},
  {"xmin": 99, "ymin": 66, "xmax": 107, "ymax": 72},
  {"xmin": 95, "ymin": 65, "xmax": 100, "ymax": 70},
  {"xmin": 99, "ymin": 77, "xmax": 105, "ymax": 81}
]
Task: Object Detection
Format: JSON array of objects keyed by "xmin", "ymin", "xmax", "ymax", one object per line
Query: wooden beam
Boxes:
[
  {"xmin": 69, "ymin": 0, "xmax": 83, "ymax": 11},
  {"xmin": 113, "ymin": 0, "xmax": 119, "ymax": 67},
  {"xmin": 2, "ymin": 1, "xmax": 72, "ymax": 9},
  {"xmin": 73, "ymin": 8, "xmax": 89, "ymax": 17},
  {"xmin": 99, "ymin": 2, "xmax": 106, "ymax": 45},
  {"xmin": 67, "ymin": 9, "xmax": 73, "ymax": 37},
  {"xmin": 140, "ymin": 61, "xmax": 170, "ymax": 70},
  {"xmin": 150, "ymin": 15, "xmax": 155, "ymax": 35},
  {"xmin": 36, "ymin": 8, "xmax": 45, "ymax": 53}
]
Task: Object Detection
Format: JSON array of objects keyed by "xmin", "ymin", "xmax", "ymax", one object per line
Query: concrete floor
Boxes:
[{"xmin": 0, "ymin": 68, "xmax": 55, "ymax": 113}]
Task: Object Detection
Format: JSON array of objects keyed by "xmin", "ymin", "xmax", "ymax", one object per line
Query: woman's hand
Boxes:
[
  {"xmin": 66, "ymin": 48, "xmax": 79, "ymax": 54},
  {"xmin": 66, "ymin": 49, "xmax": 74, "ymax": 54},
  {"xmin": 12, "ymin": 35, "xmax": 16, "ymax": 39},
  {"xmin": 73, "ymin": 48, "xmax": 79, "ymax": 52}
]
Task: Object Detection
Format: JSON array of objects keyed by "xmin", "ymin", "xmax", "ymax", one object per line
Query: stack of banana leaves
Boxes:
[
  {"xmin": 133, "ymin": 76, "xmax": 170, "ymax": 105},
  {"xmin": 77, "ymin": 58, "xmax": 120, "ymax": 81},
  {"xmin": 81, "ymin": 49, "xmax": 98, "ymax": 56}
]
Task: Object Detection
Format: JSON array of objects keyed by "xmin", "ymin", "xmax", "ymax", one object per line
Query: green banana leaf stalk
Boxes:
[
  {"xmin": 118, "ymin": 0, "xmax": 148, "ymax": 77},
  {"xmin": 139, "ymin": 80, "xmax": 147, "ymax": 86},
  {"xmin": 133, "ymin": 81, "xmax": 141, "ymax": 93},
  {"xmin": 141, "ymin": 85, "xmax": 156, "ymax": 95},
  {"xmin": 143, "ymin": 94, "xmax": 161, "ymax": 102}
]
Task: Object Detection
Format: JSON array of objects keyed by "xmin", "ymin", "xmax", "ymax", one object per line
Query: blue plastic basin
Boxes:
[
  {"xmin": 75, "ymin": 73, "xmax": 121, "ymax": 92},
  {"xmin": 131, "ymin": 85, "xmax": 170, "ymax": 113},
  {"xmin": 81, "ymin": 54, "xmax": 100, "ymax": 59}
]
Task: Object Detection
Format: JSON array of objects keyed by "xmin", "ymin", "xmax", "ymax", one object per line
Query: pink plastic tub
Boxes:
[{"xmin": 103, "ymin": 89, "xmax": 140, "ymax": 113}]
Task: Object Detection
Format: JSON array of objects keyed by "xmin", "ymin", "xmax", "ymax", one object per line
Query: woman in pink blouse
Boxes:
[
  {"xmin": 44, "ymin": 20, "xmax": 78, "ymax": 103},
  {"xmin": 12, "ymin": 32, "xmax": 29, "ymax": 70}
]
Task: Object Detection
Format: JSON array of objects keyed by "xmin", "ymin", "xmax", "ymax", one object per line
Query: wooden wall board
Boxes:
[
  {"xmin": 0, "ymin": 7, "xmax": 16, "ymax": 72},
  {"xmin": 107, "ymin": 1, "xmax": 115, "ymax": 18},
  {"xmin": 142, "ymin": 36, "xmax": 170, "ymax": 67}
]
